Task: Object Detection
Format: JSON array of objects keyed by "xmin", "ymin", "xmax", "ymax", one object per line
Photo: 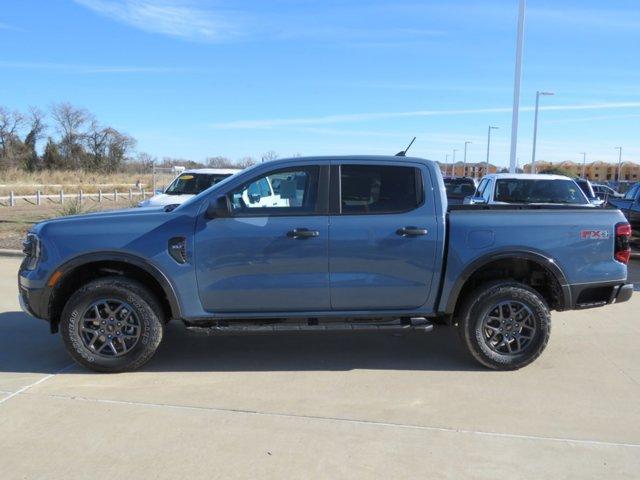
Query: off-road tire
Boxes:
[
  {"xmin": 60, "ymin": 276, "xmax": 164, "ymax": 373},
  {"xmin": 458, "ymin": 281, "xmax": 551, "ymax": 370}
]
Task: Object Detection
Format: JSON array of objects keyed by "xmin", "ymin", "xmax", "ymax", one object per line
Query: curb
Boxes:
[{"xmin": 0, "ymin": 249, "xmax": 24, "ymax": 258}]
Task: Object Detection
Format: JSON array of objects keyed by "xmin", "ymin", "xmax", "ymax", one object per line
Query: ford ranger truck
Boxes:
[{"xmin": 18, "ymin": 156, "xmax": 634, "ymax": 372}]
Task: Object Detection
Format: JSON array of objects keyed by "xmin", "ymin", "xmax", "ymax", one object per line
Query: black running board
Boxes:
[{"xmin": 185, "ymin": 318, "xmax": 434, "ymax": 335}]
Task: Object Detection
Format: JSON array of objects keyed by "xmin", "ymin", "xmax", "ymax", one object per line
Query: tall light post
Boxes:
[
  {"xmin": 531, "ymin": 91, "xmax": 554, "ymax": 173},
  {"xmin": 509, "ymin": 0, "xmax": 526, "ymax": 173},
  {"xmin": 486, "ymin": 126, "xmax": 499, "ymax": 176},
  {"xmin": 463, "ymin": 141, "xmax": 472, "ymax": 177},
  {"xmin": 580, "ymin": 152, "xmax": 587, "ymax": 178},
  {"xmin": 615, "ymin": 147, "xmax": 623, "ymax": 182},
  {"xmin": 451, "ymin": 149, "xmax": 458, "ymax": 177}
]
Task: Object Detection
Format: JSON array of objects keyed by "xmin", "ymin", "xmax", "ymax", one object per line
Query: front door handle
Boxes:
[
  {"xmin": 396, "ymin": 226, "xmax": 428, "ymax": 236},
  {"xmin": 287, "ymin": 228, "xmax": 320, "ymax": 239}
]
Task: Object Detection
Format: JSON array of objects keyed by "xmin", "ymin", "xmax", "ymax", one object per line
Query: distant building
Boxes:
[
  {"xmin": 437, "ymin": 161, "xmax": 498, "ymax": 178},
  {"xmin": 523, "ymin": 160, "xmax": 640, "ymax": 182}
]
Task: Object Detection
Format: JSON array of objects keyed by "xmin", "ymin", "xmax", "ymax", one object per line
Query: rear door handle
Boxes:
[
  {"xmin": 287, "ymin": 228, "xmax": 320, "ymax": 239},
  {"xmin": 396, "ymin": 226, "xmax": 428, "ymax": 236}
]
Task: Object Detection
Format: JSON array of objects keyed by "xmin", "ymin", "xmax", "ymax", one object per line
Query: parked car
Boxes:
[
  {"xmin": 608, "ymin": 182, "xmax": 640, "ymax": 235},
  {"xmin": 574, "ymin": 178, "xmax": 604, "ymax": 206},
  {"xmin": 443, "ymin": 176, "xmax": 477, "ymax": 205},
  {"xmin": 138, "ymin": 168, "xmax": 240, "ymax": 207},
  {"xmin": 465, "ymin": 173, "xmax": 591, "ymax": 206},
  {"xmin": 19, "ymin": 156, "xmax": 632, "ymax": 373},
  {"xmin": 592, "ymin": 183, "xmax": 624, "ymax": 201}
]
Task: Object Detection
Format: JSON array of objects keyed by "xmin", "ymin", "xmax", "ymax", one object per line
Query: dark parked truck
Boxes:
[
  {"xmin": 609, "ymin": 182, "xmax": 640, "ymax": 235},
  {"xmin": 19, "ymin": 156, "xmax": 633, "ymax": 372}
]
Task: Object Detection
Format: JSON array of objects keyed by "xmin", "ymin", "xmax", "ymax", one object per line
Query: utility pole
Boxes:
[
  {"xmin": 615, "ymin": 147, "xmax": 623, "ymax": 182},
  {"xmin": 509, "ymin": 0, "xmax": 526, "ymax": 173},
  {"xmin": 531, "ymin": 91, "xmax": 554, "ymax": 174},
  {"xmin": 463, "ymin": 141, "xmax": 472, "ymax": 177},
  {"xmin": 580, "ymin": 152, "xmax": 587, "ymax": 178},
  {"xmin": 486, "ymin": 126, "xmax": 499, "ymax": 177}
]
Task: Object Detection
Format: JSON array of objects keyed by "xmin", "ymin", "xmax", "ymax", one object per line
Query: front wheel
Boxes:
[
  {"xmin": 458, "ymin": 281, "xmax": 551, "ymax": 370},
  {"xmin": 60, "ymin": 277, "xmax": 164, "ymax": 373}
]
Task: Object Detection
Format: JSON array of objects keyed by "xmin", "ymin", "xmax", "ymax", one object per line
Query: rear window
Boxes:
[
  {"xmin": 340, "ymin": 165, "xmax": 421, "ymax": 214},
  {"xmin": 494, "ymin": 179, "xmax": 588, "ymax": 204}
]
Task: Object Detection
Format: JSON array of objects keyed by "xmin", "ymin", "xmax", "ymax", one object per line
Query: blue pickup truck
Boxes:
[{"xmin": 18, "ymin": 156, "xmax": 633, "ymax": 372}]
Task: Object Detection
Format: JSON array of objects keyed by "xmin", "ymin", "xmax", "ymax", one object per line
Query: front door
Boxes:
[
  {"xmin": 194, "ymin": 164, "xmax": 330, "ymax": 313},
  {"xmin": 329, "ymin": 162, "xmax": 438, "ymax": 310}
]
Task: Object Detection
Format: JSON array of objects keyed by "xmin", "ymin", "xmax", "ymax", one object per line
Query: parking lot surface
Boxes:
[{"xmin": 1, "ymin": 256, "xmax": 639, "ymax": 479}]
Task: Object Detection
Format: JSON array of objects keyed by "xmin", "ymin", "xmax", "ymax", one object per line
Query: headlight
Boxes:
[{"xmin": 22, "ymin": 233, "xmax": 41, "ymax": 270}]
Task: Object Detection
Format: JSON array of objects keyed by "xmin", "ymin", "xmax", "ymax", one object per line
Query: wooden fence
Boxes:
[{"xmin": 0, "ymin": 189, "xmax": 152, "ymax": 207}]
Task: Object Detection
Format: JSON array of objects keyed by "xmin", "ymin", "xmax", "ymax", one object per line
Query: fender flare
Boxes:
[
  {"xmin": 49, "ymin": 250, "xmax": 182, "ymax": 321},
  {"xmin": 442, "ymin": 250, "xmax": 571, "ymax": 314}
]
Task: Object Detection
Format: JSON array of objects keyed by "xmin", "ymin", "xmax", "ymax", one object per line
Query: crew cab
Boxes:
[{"xmin": 19, "ymin": 156, "xmax": 633, "ymax": 373}]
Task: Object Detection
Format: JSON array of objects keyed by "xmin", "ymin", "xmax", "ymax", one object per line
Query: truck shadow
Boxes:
[{"xmin": 0, "ymin": 311, "xmax": 483, "ymax": 374}]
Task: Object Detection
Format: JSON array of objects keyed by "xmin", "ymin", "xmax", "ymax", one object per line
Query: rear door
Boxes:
[{"xmin": 328, "ymin": 161, "xmax": 438, "ymax": 310}]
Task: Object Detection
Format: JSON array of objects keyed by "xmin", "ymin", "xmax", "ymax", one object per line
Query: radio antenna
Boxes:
[{"xmin": 395, "ymin": 137, "xmax": 416, "ymax": 157}]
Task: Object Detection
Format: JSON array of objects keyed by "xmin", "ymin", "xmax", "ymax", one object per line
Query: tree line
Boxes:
[{"xmin": 0, "ymin": 103, "xmax": 278, "ymax": 174}]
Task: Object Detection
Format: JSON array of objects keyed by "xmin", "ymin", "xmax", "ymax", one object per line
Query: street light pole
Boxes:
[
  {"xmin": 509, "ymin": 0, "xmax": 526, "ymax": 173},
  {"xmin": 451, "ymin": 149, "xmax": 458, "ymax": 177},
  {"xmin": 580, "ymin": 152, "xmax": 587, "ymax": 178},
  {"xmin": 615, "ymin": 147, "xmax": 623, "ymax": 183},
  {"xmin": 463, "ymin": 141, "xmax": 472, "ymax": 177},
  {"xmin": 486, "ymin": 126, "xmax": 499, "ymax": 176},
  {"xmin": 531, "ymin": 91, "xmax": 554, "ymax": 174}
]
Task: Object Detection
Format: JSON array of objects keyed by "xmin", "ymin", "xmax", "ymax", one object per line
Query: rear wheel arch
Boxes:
[
  {"xmin": 48, "ymin": 252, "xmax": 181, "ymax": 332},
  {"xmin": 445, "ymin": 251, "xmax": 570, "ymax": 320}
]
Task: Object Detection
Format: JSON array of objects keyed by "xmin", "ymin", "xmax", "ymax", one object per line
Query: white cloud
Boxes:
[
  {"xmin": 210, "ymin": 102, "xmax": 640, "ymax": 130},
  {"xmin": 73, "ymin": 0, "xmax": 241, "ymax": 42},
  {"xmin": 0, "ymin": 60, "xmax": 193, "ymax": 74}
]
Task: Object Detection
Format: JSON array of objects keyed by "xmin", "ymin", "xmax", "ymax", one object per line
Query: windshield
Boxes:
[
  {"xmin": 165, "ymin": 173, "xmax": 232, "ymax": 195},
  {"xmin": 494, "ymin": 179, "xmax": 589, "ymax": 204},
  {"xmin": 444, "ymin": 179, "xmax": 476, "ymax": 199}
]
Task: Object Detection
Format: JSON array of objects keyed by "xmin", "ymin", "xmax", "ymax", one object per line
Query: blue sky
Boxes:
[{"xmin": 1, "ymin": 0, "xmax": 639, "ymax": 167}]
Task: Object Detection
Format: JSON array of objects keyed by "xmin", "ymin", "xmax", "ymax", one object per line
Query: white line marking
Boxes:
[
  {"xmin": 36, "ymin": 393, "xmax": 640, "ymax": 449},
  {"xmin": 0, "ymin": 363, "xmax": 75, "ymax": 405}
]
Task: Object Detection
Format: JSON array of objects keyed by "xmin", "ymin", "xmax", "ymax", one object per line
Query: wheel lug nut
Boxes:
[
  {"xmin": 101, "ymin": 321, "xmax": 106, "ymax": 325},
  {"xmin": 100, "ymin": 329, "xmax": 104, "ymax": 333}
]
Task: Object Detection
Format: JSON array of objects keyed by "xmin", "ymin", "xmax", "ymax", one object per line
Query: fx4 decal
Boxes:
[{"xmin": 581, "ymin": 230, "xmax": 610, "ymax": 240}]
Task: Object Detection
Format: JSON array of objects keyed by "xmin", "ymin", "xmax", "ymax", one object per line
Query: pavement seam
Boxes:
[
  {"xmin": 23, "ymin": 391, "xmax": 640, "ymax": 450},
  {"xmin": 0, "ymin": 363, "xmax": 76, "ymax": 405}
]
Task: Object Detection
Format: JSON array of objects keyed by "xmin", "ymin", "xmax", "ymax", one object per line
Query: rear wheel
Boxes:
[
  {"xmin": 60, "ymin": 277, "xmax": 164, "ymax": 373},
  {"xmin": 458, "ymin": 281, "xmax": 551, "ymax": 370}
]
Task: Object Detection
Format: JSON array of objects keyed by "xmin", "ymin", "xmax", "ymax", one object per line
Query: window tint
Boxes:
[
  {"xmin": 494, "ymin": 179, "xmax": 588, "ymax": 204},
  {"xmin": 229, "ymin": 167, "xmax": 319, "ymax": 214},
  {"xmin": 340, "ymin": 165, "xmax": 421, "ymax": 214},
  {"xmin": 165, "ymin": 173, "xmax": 231, "ymax": 195}
]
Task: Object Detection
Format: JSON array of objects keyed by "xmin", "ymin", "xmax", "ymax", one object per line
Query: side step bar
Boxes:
[{"xmin": 185, "ymin": 317, "xmax": 434, "ymax": 335}]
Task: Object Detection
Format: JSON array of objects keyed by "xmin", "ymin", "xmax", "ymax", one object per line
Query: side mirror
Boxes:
[{"xmin": 205, "ymin": 195, "xmax": 231, "ymax": 219}]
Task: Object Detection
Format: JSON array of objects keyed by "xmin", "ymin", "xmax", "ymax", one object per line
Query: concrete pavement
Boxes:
[{"xmin": 1, "ymin": 256, "xmax": 639, "ymax": 479}]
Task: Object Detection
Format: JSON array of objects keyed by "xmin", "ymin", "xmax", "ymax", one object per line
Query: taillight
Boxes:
[{"xmin": 614, "ymin": 222, "xmax": 631, "ymax": 264}]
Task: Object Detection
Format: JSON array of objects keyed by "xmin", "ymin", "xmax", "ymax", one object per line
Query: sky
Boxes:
[{"xmin": 1, "ymin": 0, "xmax": 639, "ymax": 167}]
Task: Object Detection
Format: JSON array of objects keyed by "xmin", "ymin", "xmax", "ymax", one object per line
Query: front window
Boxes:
[
  {"xmin": 229, "ymin": 167, "xmax": 319, "ymax": 214},
  {"xmin": 493, "ymin": 179, "xmax": 589, "ymax": 204},
  {"xmin": 165, "ymin": 173, "xmax": 232, "ymax": 195}
]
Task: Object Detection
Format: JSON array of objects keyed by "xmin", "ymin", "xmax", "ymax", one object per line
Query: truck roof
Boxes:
[{"xmin": 484, "ymin": 173, "xmax": 573, "ymax": 181}]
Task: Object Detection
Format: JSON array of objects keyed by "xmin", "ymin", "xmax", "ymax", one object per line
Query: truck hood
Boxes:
[{"xmin": 138, "ymin": 193, "xmax": 193, "ymax": 207}]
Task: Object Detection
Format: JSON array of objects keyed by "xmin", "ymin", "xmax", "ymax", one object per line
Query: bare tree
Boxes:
[
  {"xmin": 51, "ymin": 102, "xmax": 91, "ymax": 167},
  {"xmin": 0, "ymin": 107, "xmax": 25, "ymax": 152},
  {"xmin": 261, "ymin": 151, "xmax": 278, "ymax": 163},
  {"xmin": 237, "ymin": 156, "xmax": 257, "ymax": 168},
  {"xmin": 22, "ymin": 108, "xmax": 47, "ymax": 171},
  {"xmin": 206, "ymin": 156, "xmax": 235, "ymax": 168}
]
